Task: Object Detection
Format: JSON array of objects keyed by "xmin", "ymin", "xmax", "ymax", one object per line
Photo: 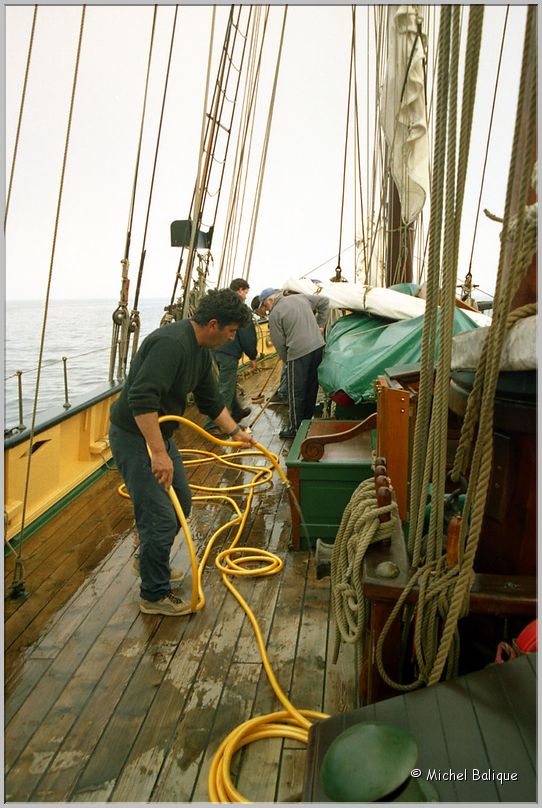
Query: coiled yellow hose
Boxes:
[{"xmin": 118, "ymin": 415, "xmax": 329, "ymax": 802}]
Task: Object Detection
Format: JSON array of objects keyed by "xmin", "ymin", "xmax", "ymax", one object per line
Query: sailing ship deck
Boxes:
[{"xmin": 4, "ymin": 359, "xmax": 357, "ymax": 803}]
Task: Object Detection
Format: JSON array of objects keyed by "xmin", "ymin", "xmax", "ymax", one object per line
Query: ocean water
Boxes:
[{"xmin": 4, "ymin": 298, "xmax": 167, "ymax": 431}]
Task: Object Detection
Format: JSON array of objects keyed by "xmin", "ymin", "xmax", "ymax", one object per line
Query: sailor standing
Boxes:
[{"xmin": 259, "ymin": 288, "xmax": 329, "ymax": 439}]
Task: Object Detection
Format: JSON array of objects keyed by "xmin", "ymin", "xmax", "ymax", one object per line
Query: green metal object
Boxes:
[
  {"xmin": 392, "ymin": 775, "xmax": 439, "ymax": 802},
  {"xmin": 285, "ymin": 419, "xmax": 374, "ymax": 545},
  {"xmin": 320, "ymin": 721, "xmax": 419, "ymax": 801}
]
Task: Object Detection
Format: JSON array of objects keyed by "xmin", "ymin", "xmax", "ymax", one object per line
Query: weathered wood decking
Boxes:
[{"xmin": 4, "ymin": 360, "xmax": 357, "ymax": 802}]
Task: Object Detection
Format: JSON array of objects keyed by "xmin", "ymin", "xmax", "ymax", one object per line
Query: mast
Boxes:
[
  {"xmin": 381, "ymin": 5, "xmax": 429, "ymax": 288},
  {"xmin": 386, "ymin": 172, "xmax": 414, "ymax": 286}
]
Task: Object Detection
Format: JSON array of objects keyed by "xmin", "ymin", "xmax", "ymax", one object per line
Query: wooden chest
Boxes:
[{"xmin": 285, "ymin": 419, "xmax": 375, "ymax": 550}]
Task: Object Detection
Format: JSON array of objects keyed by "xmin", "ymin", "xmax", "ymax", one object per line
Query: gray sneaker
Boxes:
[
  {"xmin": 139, "ymin": 592, "xmax": 192, "ymax": 616},
  {"xmin": 132, "ymin": 555, "xmax": 184, "ymax": 583}
]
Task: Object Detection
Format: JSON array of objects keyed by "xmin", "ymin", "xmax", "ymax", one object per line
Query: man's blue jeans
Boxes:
[{"xmin": 109, "ymin": 422, "xmax": 192, "ymax": 601}]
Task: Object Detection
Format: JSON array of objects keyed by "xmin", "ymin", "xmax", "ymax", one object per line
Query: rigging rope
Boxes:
[
  {"xmin": 241, "ymin": 6, "xmax": 288, "ymax": 281},
  {"xmin": 109, "ymin": 6, "xmax": 158, "ymax": 383},
  {"xmin": 179, "ymin": 6, "xmax": 217, "ymax": 320},
  {"xmin": 10, "ymin": 5, "xmax": 87, "ymax": 596},
  {"xmin": 375, "ymin": 4, "xmax": 536, "ymax": 692},
  {"xmin": 335, "ymin": 11, "xmax": 355, "ymax": 279},
  {"xmin": 407, "ymin": 4, "xmax": 452, "ymax": 559},
  {"xmin": 465, "ymin": 7, "xmax": 509, "ymax": 284},
  {"xmin": 128, "ymin": 5, "xmax": 180, "ymax": 360},
  {"xmin": 169, "ymin": 7, "xmax": 252, "ymax": 315},
  {"xmin": 201, "ymin": 7, "xmax": 254, "ymax": 290},
  {"xmin": 421, "ymin": 0, "xmax": 485, "ymax": 560},
  {"xmin": 218, "ymin": 7, "xmax": 266, "ymax": 288},
  {"xmin": 5, "ymin": 4, "xmax": 38, "ymax": 230},
  {"xmin": 352, "ymin": 6, "xmax": 369, "ymax": 284}
]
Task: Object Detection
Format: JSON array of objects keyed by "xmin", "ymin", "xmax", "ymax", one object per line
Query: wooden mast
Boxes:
[{"xmin": 386, "ymin": 174, "xmax": 414, "ymax": 286}]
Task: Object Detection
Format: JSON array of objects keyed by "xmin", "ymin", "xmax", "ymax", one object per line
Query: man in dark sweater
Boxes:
[
  {"xmin": 109, "ymin": 289, "xmax": 254, "ymax": 616},
  {"xmin": 204, "ymin": 278, "xmax": 257, "ymax": 434}
]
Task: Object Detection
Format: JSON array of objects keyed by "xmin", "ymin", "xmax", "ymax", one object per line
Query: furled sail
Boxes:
[
  {"xmin": 282, "ymin": 276, "xmax": 491, "ymax": 328},
  {"xmin": 381, "ymin": 5, "xmax": 429, "ymax": 224}
]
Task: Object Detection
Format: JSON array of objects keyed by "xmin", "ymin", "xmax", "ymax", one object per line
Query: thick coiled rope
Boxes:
[{"xmin": 331, "ymin": 477, "xmax": 397, "ymax": 661}]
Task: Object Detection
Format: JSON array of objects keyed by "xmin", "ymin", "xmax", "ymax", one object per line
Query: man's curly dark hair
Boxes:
[
  {"xmin": 192, "ymin": 288, "xmax": 251, "ymax": 328},
  {"xmin": 229, "ymin": 277, "xmax": 250, "ymax": 293}
]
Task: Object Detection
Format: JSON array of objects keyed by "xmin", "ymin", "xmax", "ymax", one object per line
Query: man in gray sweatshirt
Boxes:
[{"xmin": 259, "ymin": 288, "xmax": 329, "ymax": 439}]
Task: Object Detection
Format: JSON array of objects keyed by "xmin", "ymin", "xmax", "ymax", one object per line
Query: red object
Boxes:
[
  {"xmin": 515, "ymin": 619, "xmax": 538, "ymax": 653},
  {"xmin": 495, "ymin": 619, "xmax": 537, "ymax": 663},
  {"xmin": 331, "ymin": 390, "xmax": 355, "ymax": 407}
]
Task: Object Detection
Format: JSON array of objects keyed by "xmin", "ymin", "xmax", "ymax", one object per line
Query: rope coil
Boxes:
[{"xmin": 331, "ymin": 477, "xmax": 398, "ymax": 657}]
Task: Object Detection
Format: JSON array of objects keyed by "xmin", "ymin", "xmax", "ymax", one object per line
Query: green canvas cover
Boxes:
[{"xmin": 318, "ymin": 308, "xmax": 481, "ymax": 404}]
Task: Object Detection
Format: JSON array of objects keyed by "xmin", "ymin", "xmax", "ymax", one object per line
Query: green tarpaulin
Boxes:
[{"xmin": 318, "ymin": 308, "xmax": 481, "ymax": 404}]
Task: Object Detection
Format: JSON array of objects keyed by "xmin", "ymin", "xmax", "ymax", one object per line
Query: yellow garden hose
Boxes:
[{"xmin": 117, "ymin": 415, "xmax": 329, "ymax": 802}]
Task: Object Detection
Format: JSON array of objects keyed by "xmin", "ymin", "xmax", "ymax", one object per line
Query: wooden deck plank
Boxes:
[
  {"xmin": 231, "ymin": 497, "xmax": 286, "ymax": 665},
  {"xmin": 69, "ymin": 631, "xmax": 186, "ymax": 797},
  {"xmin": 70, "ymin": 540, "xmax": 248, "ymax": 801},
  {"xmin": 6, "ymin": 521, "xmax": 136, "ymax": 667},
  {"xmin": 239, "ymin": 550, "xmax": 309, "ymax": 709},
  {"xmin": 5, "ymin": 554, "xmax": 138, "ymax": 773},
  {"xmin": 3, "ymin": 658, "xmax": 51, "ymax": 727},
  {"xmin": 323, "ymin": 612, "xmax": 358, "ymax": 715},
  {"xmin": 28, "ymin": 616, "xmax": 164, "ymax": 802},
  {"xmin": 234, "ymin": 551, "xmax": 310, "ymax": 801},
  {"xmin": 4, "ymin": 517, "xmax": 134, "ymax": 672},
  {"xmin": 4, "ymin": 474, "xmax": 133, "ymax": 628},
  {"xmin": 163, "ymin": 661, "xmax": 263, "ymax": 802},
  {"xmin": 147, "ymin": 592, "xmax": 257, "ymax": 802},
  {"xmin": 4, "ymin": 601, "xmax": 141, "ymax": 802},
  {"xmin": 288, "ymin": 560, "xmax": 329, "ymax": 714},
  {"xmin": 238, "ymin": 738, "xmax": 283, "ymax": 803},
  {"xmin": 276, "ymin": 747, "xmax": 306, "ymax": 802},
  {"xmin": 107, "ymin": 581, "xmax": 242, "ymax": 801},
  {"xmin": 4, "ymin": 495, "xmax": 133, "ymax": 655},
  {"xmin": 4, "ymin": 473, "xmax": 132, "ymax": 609}
]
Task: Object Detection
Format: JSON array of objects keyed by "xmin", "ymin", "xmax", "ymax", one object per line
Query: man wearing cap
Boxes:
[
  {"xmin": 259, "ymin": 287, "xmax": 329, "ymax": 439},
  {"xmin": 204, "ymin": 278, "xmax": 258, "ymax": 436}
]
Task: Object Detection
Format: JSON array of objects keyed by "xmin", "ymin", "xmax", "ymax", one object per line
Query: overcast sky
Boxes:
[{"xmin": 5, "ymin": 4, "xmax": 527, "ymax": 305}]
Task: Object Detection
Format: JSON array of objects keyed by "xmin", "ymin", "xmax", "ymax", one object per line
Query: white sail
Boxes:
[
  {"xmin": 282, "ymin": 276, "xmax": 492, "ymax": 328},
  {"xmin": 381, "ymin": 5, "xmax": 430, "ymax": 224}
]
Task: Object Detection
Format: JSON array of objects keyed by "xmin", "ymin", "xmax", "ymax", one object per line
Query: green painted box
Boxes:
[{"xmin": 285, "ymin": 419, "xmax": 376, "ymax": 549}]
